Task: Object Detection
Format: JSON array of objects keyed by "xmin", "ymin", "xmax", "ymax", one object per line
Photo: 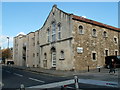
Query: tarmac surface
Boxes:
[
  {"xmin": 5, "ymin": 65, "xmax": 119, "ymax": 82},
  {"xmin": 2, "ymin": 65, "xmax": 120, "ymax": 89}
]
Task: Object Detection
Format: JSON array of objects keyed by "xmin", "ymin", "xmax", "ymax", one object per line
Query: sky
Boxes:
[{"xmin": 1, "ymin": 2, "xmax": 119, "ymax": 49}]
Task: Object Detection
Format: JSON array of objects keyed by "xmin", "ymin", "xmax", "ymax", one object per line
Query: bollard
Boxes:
[
  {"xmin": 98, "ymin": 68, "xmax": 100, "ymax": 72},
  {"xmin": 88, "ymin": 66, "xmax": 89, "ymax": 72},
  {"xmin": 61, "ymin": 86, "xmax": 64, "ymax": 90},
  {"xmin": 20, "ymin": 84, "xmax": 25, "ymax": 90},
  {"xmin": 74, "ymin": 76, "xmax": 79, "ymax": 90},
  {"xmin": 97, "ymin": 66, "xmax": 100, "ymax": 72}
]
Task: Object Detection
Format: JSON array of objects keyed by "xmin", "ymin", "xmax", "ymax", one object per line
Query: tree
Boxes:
[{"xmin": 2, "ymin": 48, "xmax": 12, "ymax": 63}]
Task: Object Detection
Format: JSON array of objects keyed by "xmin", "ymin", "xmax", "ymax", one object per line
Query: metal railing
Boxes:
[{"xmin": 19, "ymin": 76, "xmax": 118, "ymax": 90}]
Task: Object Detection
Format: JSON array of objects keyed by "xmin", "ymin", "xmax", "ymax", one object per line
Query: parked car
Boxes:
[
  {"xmin": 105, "ymin": 55, "xmax": 120, "ymax": 68},
  {"xmin": 7, "ymin": 61, "xmax": 14, "ymax": 65}
]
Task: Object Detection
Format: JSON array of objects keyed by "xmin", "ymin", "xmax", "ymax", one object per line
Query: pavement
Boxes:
[{"xmin": 4, "ymin": 64, "xmax": 119, "ymax": 83}]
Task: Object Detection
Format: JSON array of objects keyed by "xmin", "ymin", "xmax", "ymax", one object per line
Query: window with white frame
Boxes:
[
  {"xmin": 44, "ymin": 53, "xmax": 47, "ymax": 60},
  {"xmin": 103, "ymin": 31, "xmax": 107, "ymax": 38},
  {"xmin": 92, "ymin": 29, "xmax": 97, "ymax": 37},
  {"xmin": 52, "ymin": 21, "xmax": 56, "ymax": 42},
  {"xmin": 113, "ymin": 37, "xmax": 118, "ymax": 44},
  {"xmin": 92, "ymin": 51, "xmax": 97, "ymax": 61},
  {"xmin": 47, "ymin": 28, "xmax": 50, "ymax": 42},
  {"xmin": 79, "ymin": 25, "xmax": 84, "ymax": 34},
  {"xmin": 60, "ymin": 50, "xmax": 64, "ymax": 60},
  {"xmin": 105, "ymin": 49, "xmax": 109, "ymax": 56},
  {"xmin": 58, "ymin": 23, "xmax": 61, "ymax": 40},
  {"xmin": 115, "ymin": 50, "xmax": 118, "ymax": 56}
]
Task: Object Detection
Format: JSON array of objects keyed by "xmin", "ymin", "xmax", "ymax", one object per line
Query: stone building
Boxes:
[{"xmin": 13, "ymin": 5, "xmax": 120, "ymax": 71}]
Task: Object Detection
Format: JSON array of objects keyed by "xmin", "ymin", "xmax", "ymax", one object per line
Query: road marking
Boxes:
[
  {"xmin": 28, "ymin": 77, "xmax": 45, "ymax": 83},
  {"xmin": 78, "ymin": 79, "xmax": 118, "ymax": 87},
  {"xmin": 13, "ymin": 73, "xmax": 23, "ymax": 77},
  {"xmin": 28, "ymin": 79, "xmax": 74, "ymax": 88}
]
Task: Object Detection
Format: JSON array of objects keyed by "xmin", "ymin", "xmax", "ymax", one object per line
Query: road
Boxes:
[{"xmin": 2, "ymin": 66, "xmax": 118, "ymax": 90}]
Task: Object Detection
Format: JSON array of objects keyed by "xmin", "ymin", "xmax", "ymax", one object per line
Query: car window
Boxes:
[{"xmin": 117, "ymin": 56, "xmax": 120, "ymax": 60}]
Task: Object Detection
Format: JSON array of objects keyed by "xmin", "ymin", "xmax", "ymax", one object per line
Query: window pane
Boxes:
[
  {"xmin": 58, "ymin": 32, "xmax": 61, "ymax": 39},
  {"xmin": 52, "ymin": 22, "xmax": 56, "ymax": 34},
  {"xmin": 115, "ymin": 51, "xmax": 118, "ymax": 56},
  {"xmin": 48, "ymin": 36, "xmax": 50, "ymax": 42},
  {"xmin": 103, "ymin": 31, "xmax": 107, "ymax": 37},
  {"xmin": 61, "ymin": 51, "xmax": 64, "ymax": 59},
  {"xmin": 58, "ymin": 24, "xmax": 61, "ymax": 31},
  {"xmin": 52, "ymin": 34, "xmax": 56, "ymax": 41},
  {"xmin": 105, "ymin": 50, "xmax": 108, "ymax": 56},
  {"xmin": 79, "ymin": 25, "xmax": 83, "ymax": 34},
  {"xmin": 92, "ymin": 53, "xmax": 96, "ymax": 60},
  {"xmin": 114, "ymin": 38, "xmax": 117, "ymax": 43},
  {"xmin": 93, "ymin": 29, "xmax": 96, "ymax": 36},
  {"xmin": 52, "ymin": 22, "xmax": 56, "ymax": 42}
]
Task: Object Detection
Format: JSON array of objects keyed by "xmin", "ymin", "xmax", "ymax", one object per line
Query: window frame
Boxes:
[
  {"xmin": 52, "ymin": 21, "xmax": 56, "ymax": 42},
  {"xmin": 92, "ymin": 29, "xmax": 97, "ymax": 37},
  {"xmin": 103, "ymin": 31, "xmax": 108, "ymax": 38},
  {"xmin": 104, "ymin": 49, "xmax": 109, "ymax": 56},
  {"xmin": 78, "ymin": 25, "xmax": 84, "ymax": 35},
  {"xmin": 114, "ymin": 50, "xmax": 118, "ymax": 56},
  {"xmin": 91, "ymin": 51, "xmax": 97, "ymax": 61},
  {"xmin": 58, "ymin": 23, "xmax": 61, "ymax": 40},
  {"xmin": 59, "ymin": 50, "xmax": 65, "ymax": 60},
  {"xmin": 47, "ymin": 28, "xmax": 50, "ymax": 42},
  {"xmin": 44, "ymin": 53, "xmax": 47, "ymax": 60},
  {"xmin": 113, "ymin": 36, "xmax": 118, "ymax": 44}
]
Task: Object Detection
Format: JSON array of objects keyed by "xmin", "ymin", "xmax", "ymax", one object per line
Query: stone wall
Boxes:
[
  {"xmin": 13, "ymin": 34, "xmax": 26, "ymax": 66},
  {"xmin": 38, "ymin": 5, "xmax": 74, "ymax": 70},
  {"xmin": 73, "ymin": 20, "xmax": 119, "ymax": 70}
]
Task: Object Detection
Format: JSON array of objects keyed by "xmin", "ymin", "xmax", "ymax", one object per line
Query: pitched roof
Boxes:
[{"xmin": 72, "ymin": 15, "xmax": 120, "ymax": 31}]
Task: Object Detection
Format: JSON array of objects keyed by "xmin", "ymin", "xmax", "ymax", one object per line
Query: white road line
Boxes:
[
  {"xmin": 29, "ymin": 79, "xmax": 74, "ymax": 88},
  {"xmin": 78, "ymin": 79, "xmax": 118, "ymax": 87},
  {"xmin": 28, "ymin": 77, "xmax": 45, "ymax": 83},
  {"xmin": 13, "ymin": 73, "xmax": 23, "ymax": 77}
]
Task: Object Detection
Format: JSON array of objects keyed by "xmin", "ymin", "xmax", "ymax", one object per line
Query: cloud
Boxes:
[{"xmin": 0, "ymin": 32, "xmax": 25, "ymax": 49}]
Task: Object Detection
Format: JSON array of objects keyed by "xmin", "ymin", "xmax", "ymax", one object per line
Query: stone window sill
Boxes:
[{"xmin": 59, "ymin": 58, "xmax": 65, "ymax": 60}]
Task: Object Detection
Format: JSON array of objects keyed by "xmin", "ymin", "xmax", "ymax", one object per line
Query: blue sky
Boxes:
[{"xmin": 1, "ymin": 2, "xmax": 118, "ymax": 48}]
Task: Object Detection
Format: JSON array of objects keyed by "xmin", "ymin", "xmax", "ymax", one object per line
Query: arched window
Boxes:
[
  {"xmin": 103, "ymin": 31, "xmax": 107, "ymax": 37},
  {"xmin": 47, "ymin": 28, "xmax": 50, "ymax": 42},
  {"xmin": 114, "ymin": 37, "xmax": 118, "ymax": 44},
  {"xmin": 92, "ymin": 29, "xmax": 97, "ymax": 37},
  {"xmin": 58, "ymin": 23, "xmax": 61, "ymax": 40},
  {"xmin": 52, "ymin": 21, "xmax": 56, "ymax": 42},
  {"xmin": 60, "ymin": 50, "xmax": 64, "ymax": 60},
  {"xmin": 115, "ymin": 50, "xmax": 118, "ymax": 56},
  {"xmin": 44, "ymin": 53, "xmax": 47, "ymax": 60},
  {"xmin": 92, "ymin": 51, "xmax": 97, "ymax": 61},
  {"xmin": 44, "ymin": 53, "xmax": 47, "ymax": 67},
  {"xmin": 79, "ymin": 25, "xmax": 84, "ymax": 34}
]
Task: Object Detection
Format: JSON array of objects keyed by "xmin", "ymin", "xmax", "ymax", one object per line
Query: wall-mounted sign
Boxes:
[{"xmin": 77, "ymin": 47, "xmax": 83, "ymax": 53}]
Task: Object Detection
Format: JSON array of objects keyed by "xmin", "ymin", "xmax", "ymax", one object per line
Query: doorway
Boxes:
[{"xmin": 51, "ymin": 47, "xmax": 56, "ymax": 68}]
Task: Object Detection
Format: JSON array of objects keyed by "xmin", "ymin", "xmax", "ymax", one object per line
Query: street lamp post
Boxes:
[
  {"xmin": 6, "ymin": 37, "xmax": 9, "ymax": 64},
  {"xmin": 7, "ymin": 37, "xmax": 9, "ymax": 49}
]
